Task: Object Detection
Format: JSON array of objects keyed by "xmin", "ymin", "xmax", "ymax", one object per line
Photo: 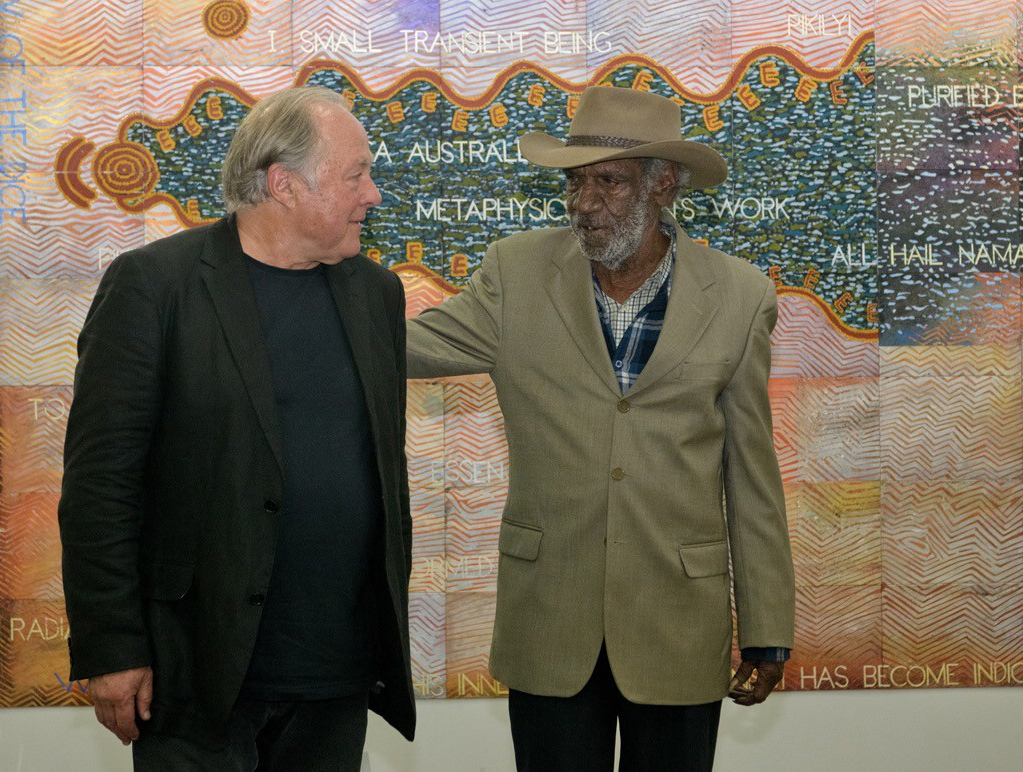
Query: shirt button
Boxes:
[
  {"xmin": 614, "ymin": 360, "xmax": 624, "ymax": 368},
  {"xmin": 264, "ymin": 500, "xmax": 279, "ymax": 514},
  {"xmin": 617, "ymin": 399, "xmax": 630, "ymax": 413},
  {"xmin": 611, "ymin": 467, "xmax": 625, "ymax": 481},
  {"xmin": 249, "ymin": 593, "xmax": 265, "ymax": 606}
]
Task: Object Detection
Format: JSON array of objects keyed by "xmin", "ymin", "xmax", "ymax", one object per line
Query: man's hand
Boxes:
[
  {"xmin": 89, "ymin": 666, "xmax": 153, "ymax": 745},
  {"xmin": 728, "ymin": 659, "xmax": 784, "ymax": 706}
]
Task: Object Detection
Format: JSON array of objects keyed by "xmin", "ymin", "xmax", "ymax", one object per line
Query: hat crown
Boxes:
[
  {"xmin": 517, "ymin": 85, "xmax": 728, "ymax": 188},
  {"xmin": 568, "ymin": 87, "xmax": 682, "ymax": 145}
]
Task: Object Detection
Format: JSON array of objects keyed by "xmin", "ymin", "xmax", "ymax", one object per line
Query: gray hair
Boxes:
[
  {"xmin": 221, "ymin": 86, "xmax": 350, "ymax": 212},
  {"xmin": 641, "ymin": 158, "xmax": 691, "ymax": 203}
]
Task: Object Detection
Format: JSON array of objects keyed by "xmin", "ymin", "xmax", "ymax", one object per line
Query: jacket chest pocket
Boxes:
[{"xmin": 673, "ymin": 360, "xmax": 734, "ymax": 382}]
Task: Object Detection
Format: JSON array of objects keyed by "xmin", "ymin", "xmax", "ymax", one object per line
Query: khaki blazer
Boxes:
[{"xmin": 406, "ymin": 217, "xmax": 794, "ymax": 705}]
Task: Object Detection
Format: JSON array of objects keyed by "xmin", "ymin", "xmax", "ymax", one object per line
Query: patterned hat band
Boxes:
[{"xmin": 564, "ymin": 135, "xmax": 646, "ymax": 149}]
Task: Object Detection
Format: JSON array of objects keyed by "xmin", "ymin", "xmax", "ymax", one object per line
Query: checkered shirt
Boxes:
[{"xmin": 592, "ymin": 220, "xmax": 676, "ymax": 395}]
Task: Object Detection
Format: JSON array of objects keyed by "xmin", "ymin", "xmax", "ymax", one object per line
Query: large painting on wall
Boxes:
[{"xmin": 0, "ymin": 0, "xmax": 1019, "ymax": 706}]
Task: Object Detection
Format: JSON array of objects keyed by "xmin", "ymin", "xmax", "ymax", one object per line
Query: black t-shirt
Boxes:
[{"xmin": 241, "ymin": 255, "xmax": 383, "ymax": 700}]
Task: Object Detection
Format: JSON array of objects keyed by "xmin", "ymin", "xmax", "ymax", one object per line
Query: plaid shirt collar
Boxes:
[
  {"xmin": 593, "ymin": 219, "xmax": 677, "ymax": 348},
  {"xmin": 592, "ymin": 218, "xmax": 677, "ymax": 394}
]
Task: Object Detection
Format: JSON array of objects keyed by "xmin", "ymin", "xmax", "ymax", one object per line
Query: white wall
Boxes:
[{"xmin": 0, "ymin": 688, "xmax": 1020, "ymax": 771}]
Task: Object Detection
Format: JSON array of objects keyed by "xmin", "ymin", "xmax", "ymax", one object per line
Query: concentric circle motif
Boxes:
[
  {"xmin": 203, "ymin": 0, "xmax": 250, "ymax": 40},
  {"xmin": 92, "ymin": 142, "xmax": 160, "ymax": 202}
]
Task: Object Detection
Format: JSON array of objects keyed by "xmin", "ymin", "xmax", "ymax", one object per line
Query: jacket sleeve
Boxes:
[
  {"xmin": 405, "ymin": 240, "xmax": 504, "ymax": 378},
  {"xmin": 57, "ymin": 252, "xmax": 163, "ymax": 680},
  {"xmin": 719, "ymin": 280, "xmax": 796, "ymax": 651}
]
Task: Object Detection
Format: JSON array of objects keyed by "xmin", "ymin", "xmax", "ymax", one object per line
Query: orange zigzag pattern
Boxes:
[
  {"xmin": 100, "ymin": 32, "xmax": 877, "ymax": 137},
  {"xmin": 295, "ymin": 31, "xmax": 876, "ymax": 107},
  {"xmin": 54, "ymin": 35, "xmax": 878, "ymax": 342},
  {"xmin": 776, "ymin": 286, "xmax": 878, "ymax": 342},
  {"xmin": 90, "ymin": 31, "xmax": 874, "ymax": 145},
  {"xmin": 55, "ymin": 32, "xmax": 876, "ymax": 223}
]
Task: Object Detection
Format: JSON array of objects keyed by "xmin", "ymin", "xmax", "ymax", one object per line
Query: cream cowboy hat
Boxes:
[{"xmin": 519, "ymin": 86, "xmax": 728, "ymax": 189}]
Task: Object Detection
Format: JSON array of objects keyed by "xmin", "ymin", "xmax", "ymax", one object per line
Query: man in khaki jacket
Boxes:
[{"xmin": 406, "ymin": 87, "xmax": 795, "ymax": 771}]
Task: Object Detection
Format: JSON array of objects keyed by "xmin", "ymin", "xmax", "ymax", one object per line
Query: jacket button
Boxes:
[
  {"xmin": 264, "ymin": 500, "xmax": 279, "ymax": 514},
  {"xmin": 611, "ymin": 467, "xmax": 625, "ymax": 481},
  {"xmin": 249, "ymin": 593, "xmax": 265, "ymax": 606},
  {"xmin": 617, "ymin": 399, "xmax": 630, "ymax": 413}
]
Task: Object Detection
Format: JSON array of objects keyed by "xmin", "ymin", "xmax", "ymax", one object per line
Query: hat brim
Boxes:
[{"xmin": 519, "ymin": 131, "xmax": 728, "ymax": 189}]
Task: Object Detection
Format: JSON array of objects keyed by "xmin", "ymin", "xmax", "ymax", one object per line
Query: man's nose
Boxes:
[
  {"xmin": 569, "ymin": 182, "xmax": 602, "ymax": 214},
  {"xmin": 364, "ymin": 176, "xmax": 382, "ymax": 208}
]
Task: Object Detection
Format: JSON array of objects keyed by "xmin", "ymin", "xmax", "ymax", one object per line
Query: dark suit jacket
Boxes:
[{"xmin": 58, "ymin": 215, "xmax": 415, "ymax": 744}]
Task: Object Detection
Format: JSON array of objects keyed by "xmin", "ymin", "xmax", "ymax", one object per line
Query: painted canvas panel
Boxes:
[{"xmin": 0, "ymin": 0, "xmax": 1020, "ymax": 707}]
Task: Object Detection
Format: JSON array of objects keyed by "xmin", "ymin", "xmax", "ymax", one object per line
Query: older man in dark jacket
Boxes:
[{"xmin": 58, "ymin": 86, "xmax": 414, "ymax": 771}]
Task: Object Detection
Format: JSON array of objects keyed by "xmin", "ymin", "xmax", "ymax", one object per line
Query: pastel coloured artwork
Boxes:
[{"xmin": 0, "ymin": 0, "xmax": 1019, "ymax": 706}]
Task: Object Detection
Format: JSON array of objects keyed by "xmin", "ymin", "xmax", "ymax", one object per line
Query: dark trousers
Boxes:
[
  {"xmin": 508, "ymin": 645, "xmax": 722, "ymax": 772},
  {"xmin": 132, "ymin": 693, "xmax": 368, "ymax": 772}
]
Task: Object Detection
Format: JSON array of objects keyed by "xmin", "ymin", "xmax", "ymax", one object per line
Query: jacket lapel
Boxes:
[
  {"xmin": 325, "ymin": 259, "xmax": 390, "ymax": 448},
  {"xmin": 199, "ymin": 216, "xmax": 285, "ymax": 475},
  {"xmin": 544, "ymin": 236, "xmax": 622, "ymax": 397},
  {"xmin": 626, "ymin": 222, "xmax": 720, "ymax": 397}
]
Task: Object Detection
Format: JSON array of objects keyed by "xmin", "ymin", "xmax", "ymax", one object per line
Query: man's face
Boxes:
[
  {"xmin": 565, "ymin": 158, "xmax": 659, "ymax": 270},
  {"xmin": 290, "ymin": 104, "xmax": 382, "ymax": 264}
]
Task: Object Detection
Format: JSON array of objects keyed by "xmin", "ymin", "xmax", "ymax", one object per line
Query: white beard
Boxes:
[{"xmin": 570, "ymin": 195, "xmax": 653, "ymax": 272}]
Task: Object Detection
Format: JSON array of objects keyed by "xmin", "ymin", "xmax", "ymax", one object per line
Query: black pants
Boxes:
[
  {"xmin": 509, "ymin": 645, "xmax": 721, "ymax": 772},
  {"xmin": 132, "ymin": 693, "xmax": 368, "ymax": 771}
]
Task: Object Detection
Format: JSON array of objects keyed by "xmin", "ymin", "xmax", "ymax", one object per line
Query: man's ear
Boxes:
[
  {"xmin": 266, "ymin": 163, "xmax": 297, "ymax": 208},
  {"xmin": 652, "ymin": 164, "xmax": 677, "ymax": 207}
]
